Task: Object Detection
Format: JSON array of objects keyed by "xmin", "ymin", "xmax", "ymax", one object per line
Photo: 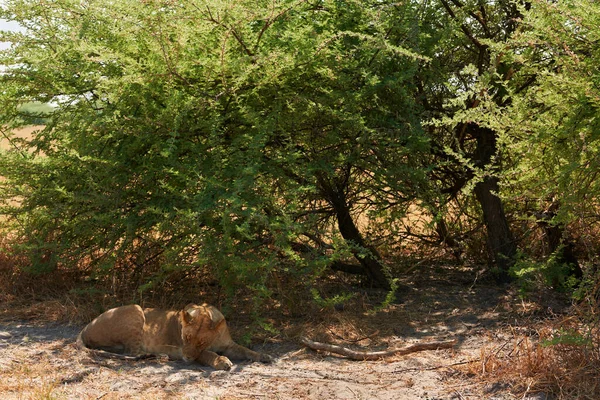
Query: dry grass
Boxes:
[
  {"xmin": 0, "ymin": 243, "xmax": 94, "ymax": 324},
  {"xmin": 1, "ymin": 346, "xmax": 68, "ymax": 399},
  {"xmin": 460, "ymin": 318, "xmax": 600, "ymax": 399},
  {"xmin": 3, "ymin": 244, "xmax": 599, "ymax": 399}
]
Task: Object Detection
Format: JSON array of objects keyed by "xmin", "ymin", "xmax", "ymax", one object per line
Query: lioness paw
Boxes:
[{"xmin": 214, "ymin": 356, "xmax": 234, "ymax": 371}]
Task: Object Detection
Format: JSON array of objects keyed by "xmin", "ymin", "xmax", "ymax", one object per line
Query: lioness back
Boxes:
[
  {"xmin": 77, "ymin": 303, "xmax": 273, "ymax": 370},
  {"xmin": 78, "ymin": 304, "xmax": 146, "ymax": 355}
]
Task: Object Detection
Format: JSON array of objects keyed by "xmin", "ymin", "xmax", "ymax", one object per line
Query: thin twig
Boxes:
[
  {"xmin": 278, "ymin": 348, "xmax": 307, "ymax": 361},
  {"xmin": 394, "ymin": 358, "xmax": 474, "ymax": 374},
  {"xmin": 327, "ymin": 328, "xmax": 380, "ymax": 344}
]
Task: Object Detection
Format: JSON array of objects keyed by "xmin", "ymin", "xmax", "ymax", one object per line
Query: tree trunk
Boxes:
[
  {"xmin": 317, "ymin": 174, "xmax": 391, "ymax": 289},
  {"xmin": 334, "ymin": 199, "xmax": 390, "ymax": 289},
  {"xmin": 472, "ymin": 126, "xmax": 517, "ymax": 282}
]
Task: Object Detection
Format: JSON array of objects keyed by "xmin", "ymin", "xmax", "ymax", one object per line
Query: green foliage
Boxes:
[
  {"xmin": 420, "ymin": 0, "xmax": 600, "ymax": 287},
  {"xmin": 370, "ymin": 277, "xmax": 400, "ymax": 313},
  {"xmin": 541, "ymin": 329, "xmax": 592, "ymax": 348},
  {"xmin": 310, "ymin": 288, "xmax": 354, "ymax": 310},
  {"xmin": 16, "ymin": 102, "xmax": 54, "ymax": 124},
  {"xmin": 2, "ymin": 0, "xmax": 600, "ymax": 307},
  {"xmin": 494, "ymin": 0, "xmax": 600, "ymax": 226},
  {"xmin": 510, "ymin": 250, "xmax": 580, "ymax": 294},
  {"xmin": 0, "ymin": 0, "xmax": 429, "ymax": 299}
]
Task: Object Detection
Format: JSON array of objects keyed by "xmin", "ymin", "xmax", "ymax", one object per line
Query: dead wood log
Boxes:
[{"xmin": 300, "ymin": 337, "xmax": 457, "ymax": 361}]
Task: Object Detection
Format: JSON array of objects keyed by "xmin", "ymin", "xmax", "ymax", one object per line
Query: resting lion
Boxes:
[{"xmin": 77, "ymin": 303, "xmax": 273, "ymax": 370}]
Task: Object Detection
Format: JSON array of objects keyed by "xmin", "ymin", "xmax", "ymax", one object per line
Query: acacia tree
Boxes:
[
  {"xmin": 418, "ymin": 0, "xmax": 600, "ymax": 285},
  {"xmin": 0, "ymin": 0, "xmax": 429, "ymax": 293},
  {"xmin": 413, "ymin": 0, "xmax": 531, "ymax": 280},
  {"xmin": 487, "ymin": 0, "xmax": 600, "ymax": 283}
]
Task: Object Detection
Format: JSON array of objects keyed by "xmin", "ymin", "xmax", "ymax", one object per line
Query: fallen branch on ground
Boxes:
[
  {"xmin": 300, "ymin": 337, "xmax": 457, "ymax": 361},
  {"xmin": 60, "ymin": 368, "xmax": 99, "ymax": 384}
]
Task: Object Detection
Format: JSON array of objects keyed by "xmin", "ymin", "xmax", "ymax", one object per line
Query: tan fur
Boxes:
[{"xmin": 77, "ymin": 303, "xmax": 273, "ymax": 370}]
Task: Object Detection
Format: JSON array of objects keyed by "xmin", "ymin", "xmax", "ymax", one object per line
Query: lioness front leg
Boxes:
[
  {"xmin": 222, "ymin": 343, "xmax": 273, "ymax": 363},
  {"xmin": 196, "ymin": 350, "xmax": 234, "ymax": 371}
]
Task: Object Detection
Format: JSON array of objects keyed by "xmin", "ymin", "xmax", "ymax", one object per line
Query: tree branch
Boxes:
[
  {"xmin": 440, "ymin": 0, "xmax": 487, "ymax": 50},
  {"xmin": 301, "ymin": 337, "xmax": 458, "ymax": 361},
  {"xmin": 253, "ymin": 0, "xmax": 309, "ymax": 54}
]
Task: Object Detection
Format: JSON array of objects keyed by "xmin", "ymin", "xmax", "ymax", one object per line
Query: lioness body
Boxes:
[{"xmin": 77, "ymin": 304, "xmax": 272, "ymax": 370}]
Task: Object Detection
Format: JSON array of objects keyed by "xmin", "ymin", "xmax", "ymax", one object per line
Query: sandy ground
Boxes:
[
  {"xmin": 0, "ymin": 264, "xmax": 561, "ymax": 400},
  {"xmin": 0, "ymin": 322, "xmax": 488, "ymax": 400}
]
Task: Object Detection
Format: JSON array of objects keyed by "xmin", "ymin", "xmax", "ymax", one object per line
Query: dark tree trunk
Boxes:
[
  {"xmin": 317, "ymin": 175, "xmax": 391, "ymax": 289},
  {"xmin": 333, "ymin": 200, "xmax": 390, "ymax": 289},
  {"xmin": 474, "ymin": 177, "xmax": 516, "ymax": 282},
  {"xmin": 472, "ymin": 126, "xmax": 517, "ymax": 282}
]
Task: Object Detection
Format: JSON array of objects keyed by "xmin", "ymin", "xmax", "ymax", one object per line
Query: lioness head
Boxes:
[{"xmin": 179, "ymin": 303, "xmax": 227, "ymax": 361}]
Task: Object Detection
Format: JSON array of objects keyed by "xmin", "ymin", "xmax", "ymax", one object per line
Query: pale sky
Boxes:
[{"xmin": 0, "ymin": 18, "xmax": 24, "ymax": 50}]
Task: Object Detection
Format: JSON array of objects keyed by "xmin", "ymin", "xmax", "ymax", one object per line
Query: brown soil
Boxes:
[{"xmin": 0, "ymin": 125, "xmax": 44, "ymax": 151}]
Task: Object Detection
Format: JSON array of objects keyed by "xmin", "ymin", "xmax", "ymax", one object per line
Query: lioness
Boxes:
[{"xmin": 77, "ymin": 303, "xmax": 273, "ymax": 370}]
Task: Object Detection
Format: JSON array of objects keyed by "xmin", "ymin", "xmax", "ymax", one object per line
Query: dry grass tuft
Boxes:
[
  {"xmin": 0, "ymin": 242, "xmax": 95, "ymax": 324},
  {"xmin": 462, "ymin": 319, "xmax": 600, "ymax": 399}
]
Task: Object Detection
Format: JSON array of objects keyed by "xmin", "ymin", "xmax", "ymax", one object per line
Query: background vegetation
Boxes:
[{"xmin": 1, "ymin": 0, "xmax": 599, "ymax": 303}]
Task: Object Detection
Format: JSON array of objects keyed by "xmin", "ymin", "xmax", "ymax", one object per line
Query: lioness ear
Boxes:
[
  {"xmin": 183, "ymin": 304, "xmax": 199, "ymax": 324},
  {"xmin": 204, "ymin": 305, "xmax": 226, "ymax": 330}
]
